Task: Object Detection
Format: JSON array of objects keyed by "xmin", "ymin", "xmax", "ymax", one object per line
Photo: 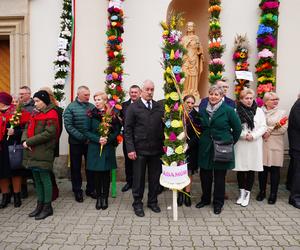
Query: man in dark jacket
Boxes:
[
  {"xmin": 19, "ymin": 86, "xmax": 35, "ymax": 113},
  {"xmin": 287, "ymin": 94, "xmax": 300, "ymax": 209},
  {"xmin": 18, "ymin": 86, "xmax": 35, "ymax": 198},
  {"xmin": 199, "ymin": 80, "xmax": 236, "ymax": 109},
  {"xmin": 124, "ymin": 80, "xmax": 164, "ymax": 217},
  {"xmin": 120, "ymin": 85, "xmax": 141, "ymax": 192},
  {"xmin": 64, "ymin": 86, "xmax": 95, "ymax": 202}
]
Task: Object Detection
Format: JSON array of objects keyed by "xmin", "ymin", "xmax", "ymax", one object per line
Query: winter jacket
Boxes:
[
  {"xmin": 63, "ymin": 97, "xmax": 94, "ymax": 144},
  {"xmin": 198, "ymin": 102, "xmax": 242, "ymax": 170},
  {"xmin": 22, "ymin": 104, "xmax": 59, "ymax": 170}
]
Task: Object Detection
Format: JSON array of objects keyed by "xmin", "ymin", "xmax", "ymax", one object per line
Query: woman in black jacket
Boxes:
[{"xmin": 177, "ymin": 95, "xmax": 201, "ymax": 207}]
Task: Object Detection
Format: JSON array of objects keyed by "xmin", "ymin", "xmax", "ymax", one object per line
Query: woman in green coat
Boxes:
[
  {"xmin": 85, "ymin": 91, "xmax": 121, "ymax": 210},
  {"xmin": 22, "ymin": 90, "xmax": 59, "ymax": 220},
  {"xmin": 196, "ymin": 85, "xmax": 242, "ymax": 214}
]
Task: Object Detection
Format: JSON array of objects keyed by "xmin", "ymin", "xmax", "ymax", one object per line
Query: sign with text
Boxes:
[
  {"xmin": 235, "ymin": 71, "xmax": 254, "ymax": 81},
  {"xmin": 160, "ymin": 163, "xmax": 190, "ymax": 190}
]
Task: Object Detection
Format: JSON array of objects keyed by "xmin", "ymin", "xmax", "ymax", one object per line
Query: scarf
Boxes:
[
  {"xmin": 27, "ymin": 109, "xmax": 60, "ymax": 141},
  {"xmin": 237, "ymin": 101, "xmax": 257, "ymax": 130},
  {"xmin": 206, "ymin": 100, "xmax": 223, "ymax": 118}
]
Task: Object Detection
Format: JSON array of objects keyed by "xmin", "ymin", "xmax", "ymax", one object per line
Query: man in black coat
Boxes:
[
  {"xmin": 120, "ymin": 85, "xmax": 141, "ymax": 192},
  {"xmin": 124, "ymin": 80, "xmax": 164, "ymax": 217},
  {"xmin": 287, "ymin": 94, "xmax": 300, "ymax": 209}
]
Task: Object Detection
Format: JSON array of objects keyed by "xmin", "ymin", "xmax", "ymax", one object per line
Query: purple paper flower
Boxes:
[{"xmin": 106, "ymin": 74, "xmax": 113, "ymax": 81}]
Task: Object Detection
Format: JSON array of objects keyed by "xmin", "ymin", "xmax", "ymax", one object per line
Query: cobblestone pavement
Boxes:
[{"xmin": 0, "ymin": 179, "xmax": 300, "ymax": 250}]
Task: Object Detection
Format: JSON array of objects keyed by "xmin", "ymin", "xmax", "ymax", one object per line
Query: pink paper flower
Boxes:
[
  {"xmin": 169, "ymin": 132, "xmax": 177, "ymax": 142},
  {"xmin": 256, "ymin": 97, "xmax": 264, "ymax": 107},
  {"xmin": 173, "ymin": 102, "xmax": 179, "ymax": 111},
  {"xmin": 261, "ymin": 1, "xmax": 280, "ymax": 10},
  {"xmin": 108, "ymin": 100, "xmax": 116, "ymax": 107},
  {"xmin": 175, "ymin": 74, "xmax": 181, "ymax": 83},
  {"xmin": 258, "ymin": 48, "xmax": 274, "ymax": 58}
]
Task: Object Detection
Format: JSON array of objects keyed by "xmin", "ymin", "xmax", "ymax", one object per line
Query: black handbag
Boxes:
[
  {"xmin": 212, "ymin": 140, "xmax": 234, "ymax": 163},
  {"xmin": 8, "ymin": 143, "xmax": 24, "ymax": 170}
]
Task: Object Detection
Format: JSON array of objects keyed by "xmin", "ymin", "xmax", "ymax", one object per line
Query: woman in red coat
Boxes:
[{"xmin": 0, "ymin": 92, "xmax": 30, "ymax": 209}]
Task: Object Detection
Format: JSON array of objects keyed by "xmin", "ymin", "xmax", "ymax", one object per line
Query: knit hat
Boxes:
[
  {"xmin": 33, "ymin": 90, "xmax": 50, "ymax": 106},
  {"xmin": 0, "ymin": 92, "xmax": 12, "ymax": 106}
]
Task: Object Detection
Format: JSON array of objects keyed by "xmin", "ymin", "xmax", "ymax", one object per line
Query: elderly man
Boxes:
[
  {"xmin": 19, "ymin": 86, "xmax": 35, "ymax": 113},
  {"xmin": 64, "ymin": 86, "xmax": 95, "ymax": 202},
  {"xmin": 288, "ymin": 93, "xmax": 300, "ymax": 209},
  {"xmin": 121, "ymin": 85, "xmax": 141, "ymax": 192},
  {"xmin": 18, "ymin": 86, "xmax": 35, "ymax": 198},
  {"xmin": 124, "ymin": 80, "xmax": 164, "ymax": 217},
  {"xmin": 199, "ymin": 79, "xmax": 236, "ymax": 109}
]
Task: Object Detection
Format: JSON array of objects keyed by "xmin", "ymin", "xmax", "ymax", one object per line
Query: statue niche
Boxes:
[{"xmin": 181, "ymin": 21, "xmax": 204, "ymax": 99}]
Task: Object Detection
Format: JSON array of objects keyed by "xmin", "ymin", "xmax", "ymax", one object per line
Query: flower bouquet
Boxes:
[
  {"xmin": 98, "ymin": 112, "xmax": 112, "ymax": 156},
  {"xmin": 7, "ymin": 105, "xmax": 22, "ymax": 140},
  {"xmin": 274, "ymin": 116, "xmax": 288, "ymax": 130}
]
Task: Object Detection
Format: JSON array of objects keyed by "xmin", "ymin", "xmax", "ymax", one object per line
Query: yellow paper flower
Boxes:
[
  {"xmin": 169, "ymin": 92, "xmax": 179, "ymax": 101},
  {"xmin": 175, "ymin": 145, "xmax": 184, "ymax": 154},
  {"xmin": 163, "ymin": 30, "xmax": 169, "ymax": 36},
  {"xmin": 164, "ymin": 132, "xmax": 169, "ymax": 139},
  {"xmin": 162, "ymin": 160, "xmax": 169, "ymax": 166},
  {"xmin": 161, "ymin": 21, "xmax": 168, "ymax": 30},
  {"xmin": 112, "ymin": 22, "xmax": 117, "ymax": 26},
  {"xmin": 165, "ymin": 93, "xmax": 170, "ymax": 100},
  {"xmin": 171, "ymin": 120, "xmax": 183, "ymax": 128},
  {"xmin": 170, "ymin": 50, "xmax": 175, "ymax": 60},
  {"xmin": 178, "ymin": 104, "xmax": 183, "ymax": 112},
  {"xmin": 166, "ymin": 67, "xmax": 172, "ymax": 74},
  {"xmin": 166, "ymin": 76, "xmax": 173, "ymax": 84},
  {"xmin": 165, "ymin": 104, "xmax": 171, "ymax": 113}
]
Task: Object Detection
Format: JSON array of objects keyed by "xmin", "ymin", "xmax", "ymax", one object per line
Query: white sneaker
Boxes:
[
  {"xmin": 241, "ymin": 190, "xmax": 251, "ymax": 207},
  {"xmin": 236, "ymin": 189, "xmax": 245, "ymax": 205}
]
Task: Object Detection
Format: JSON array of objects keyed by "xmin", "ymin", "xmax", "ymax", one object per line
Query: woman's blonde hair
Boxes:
[
  {"xmin": 93, "ymin": 91, "xmax": 108, "ymax": 101},
  {"xmin": 239, "ymin": 88, "xmax": 255, "ymax": 100},
  {"xmin": 39, "ymin": 86, "xmax": 59, "ymax": 106}
]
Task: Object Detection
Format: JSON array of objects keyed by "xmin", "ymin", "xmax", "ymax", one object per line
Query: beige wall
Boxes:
[{"xmin": 25, "ymin": 0, "xmax": 299, "ymax": 154}]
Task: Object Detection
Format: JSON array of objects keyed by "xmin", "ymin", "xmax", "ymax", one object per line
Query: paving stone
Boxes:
[{"xmin": 0, "ymin": 181, "xmax": 299, "ymax": 249}]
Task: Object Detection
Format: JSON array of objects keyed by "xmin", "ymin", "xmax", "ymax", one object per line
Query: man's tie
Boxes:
[{"xmin": 147, "ymin": 101, "xmax": 151, "ymax": 110}]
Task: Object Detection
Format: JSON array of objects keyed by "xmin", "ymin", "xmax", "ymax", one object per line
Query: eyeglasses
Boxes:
[{"xmin": 270, "ymin": 98, "xmax": 279, "ymax": 101}]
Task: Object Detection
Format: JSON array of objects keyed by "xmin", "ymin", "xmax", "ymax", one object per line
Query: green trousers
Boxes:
[{"xmin": 31, "ymin": 169, "xmax": 52, "ymax": 203}]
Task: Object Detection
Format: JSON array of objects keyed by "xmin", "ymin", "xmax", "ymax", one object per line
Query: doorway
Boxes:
[
  {"xmin": 0, "ymin": 35, "xmax": 10, "ymax": 93},
  {"xmin": 167, "ymin": 0, "xmax": 209, "ymax": 99}
]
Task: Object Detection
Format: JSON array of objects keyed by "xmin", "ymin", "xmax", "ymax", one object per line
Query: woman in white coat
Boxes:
[
  {"xmin": 234, "ymin": 89, "xmax": 267, "ymax": 207},
  {"xmin": 256, "ymin": 92, "xmax": 288, "ymax": 204}
]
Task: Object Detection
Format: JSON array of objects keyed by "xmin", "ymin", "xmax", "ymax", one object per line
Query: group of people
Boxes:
[{"xmin": 0, "ymin": 79, "xmax": 299, "ymax": 219}]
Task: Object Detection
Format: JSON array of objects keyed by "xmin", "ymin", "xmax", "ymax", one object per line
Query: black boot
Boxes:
[
  {"xmin": 35, "ymin": 203, "xmax": 53, "ymax": 220},
  {"xmin": 177, "ymin": 191, "xmax": 184, "ymax": 206},
  {"xmin": 21, "ymin": 184, "xmax": 28, "ymax": 199},
  {"xmin": 13, "ymin": 193, "xmax": 22, "ymax": 208},
  {"xmin": 256, "ymin": 191, "xmax": 266, "ymax": 201},
  {"xmin": 29, "ymin": 201, "xmax": 43, "ymax": 217},
  {"xmin": 96, "ymin": 197, "xmax": 102, "ymax": 210},
  {"xmin": 102, "ymin": 197, "xmax": 108, "ymax": 210},
  {"xmin": 184, "ymin": 192, "xmax": 191, "ymax": 207},
  {"xmin": 268, "ymin": 193, "xmax": 277, "ymax": 204},
  {"xmin": 0, "ymin": 193, "xmax": 10, "ymax": 209}
]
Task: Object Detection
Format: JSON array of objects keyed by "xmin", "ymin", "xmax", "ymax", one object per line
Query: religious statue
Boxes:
[{"xmin": 181, "ymin": 22, "xmax": 204, "ymax": 99}]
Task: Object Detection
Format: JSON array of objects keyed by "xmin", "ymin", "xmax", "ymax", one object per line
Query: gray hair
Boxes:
[
  {"xmin": 77, "ymin": 85, "xmax": 89, "ymax": 94},
  {"xmin": 19, "ymin": 86, "xmax": 31, "ymax": 94},
  {"xmin": 141, "ymin": 80, "xmax": 154, "ymax": 89},
  {"xmin": 263, "ymin": 92, "xmax": 278, "ymax": 102},
  {"xmin": 208, "ymin": 85, "xmax": 224, "ymax": 96}
]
